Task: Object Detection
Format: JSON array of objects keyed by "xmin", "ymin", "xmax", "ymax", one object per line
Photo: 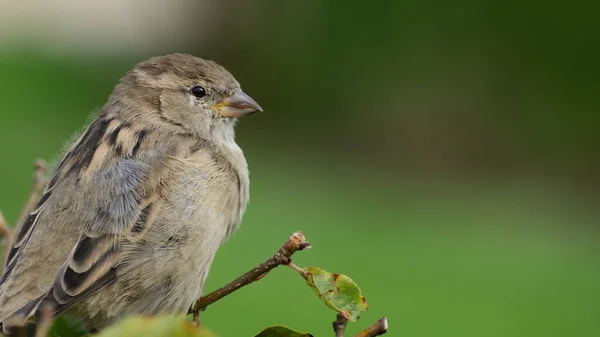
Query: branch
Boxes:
[
  {"xmin": 190, "ymin": 231, "xmax": 311, "ymax": 325},
  {"xmin": 333, "ymin": 313, "xmax": 348, "ymax": 337},
  {"xmin": 0, "ymin": 210, "xmax": 11, "ymax": 271},
  {"xmin": 0, "ymin": 160, "xmax": 47, "ymax": 270},
  {"xmin": 16, "ymin": 160, "xmax": 48, "ymax": 228},
  {"xmin": 0, "ymin": 211, "xmax": 8, "ymax": 238},
  {"xmin": 354, "ymin": 317, "xmax": 388, "ymax": 337},
  {"xmin": 34, "ymin": 302, "xmax": 54, "ymax": 337}
]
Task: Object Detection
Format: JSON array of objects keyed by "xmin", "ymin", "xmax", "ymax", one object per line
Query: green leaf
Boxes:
[
  {"xmin": 303, "ymin": 267, "xmax": 369, "ymax": 322},
  {"xmin": 95, "ymin": 315, "xmax": 214, "ymax": 337},
  {"xmin": 48, "ymin": 316, "xmax": 90, "ymax": 337},
  {"xmin": 254, "ymin": 325, "xmax": 313, "ymax": 337}
]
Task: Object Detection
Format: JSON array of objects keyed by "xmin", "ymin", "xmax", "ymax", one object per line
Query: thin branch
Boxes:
[
  {"xmin": 0, "ymin": 211, "xmax": 9, "ymax": 238},
  {"xmin": 190, "ymin": 231, "xmax": 311, "ymax": 326},
  {"xmin": 1, "ymin": 160, "xmax": 47, "ymax": 270},
  {"xmin": 333, "ymin": 313, "xmax": 348, "ymax": 337},
  {"xmin": 35, "ymin": 302, "xmax": 54, "ymax": 337},
  {"xmin": 0, "ymin": 210, "xmax": 11, "ymax": 271},
  {"xmin": 287, "ymin": 261, "xmax": 309, "ymax": 279},
  {"xmin": 16, "ymin": 160, "xmax": 48, "ymax": 228},
  {"xmin": 354, "ymin": 316, "xmax": 388, "ymax": 337}
]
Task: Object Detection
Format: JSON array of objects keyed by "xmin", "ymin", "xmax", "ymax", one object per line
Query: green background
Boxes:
[{"xmin": 1, "ymin": 1, "xmax": 599, "ymax": 336}]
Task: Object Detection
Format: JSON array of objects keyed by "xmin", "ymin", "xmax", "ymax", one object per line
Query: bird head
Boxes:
[{"xmin": 111, "ymin": 53, "xmax": 262, "ymax": 142}]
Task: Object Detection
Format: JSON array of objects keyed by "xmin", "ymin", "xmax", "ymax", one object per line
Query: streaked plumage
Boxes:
[{"xmin": 0, "ymin": 54, "xmax": 261, "ymax": 330}]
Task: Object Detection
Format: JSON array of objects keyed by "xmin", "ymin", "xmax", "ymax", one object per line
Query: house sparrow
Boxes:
[{"xmin": 0, "ymin": 53, "xmax": 261, "ymax": 331}]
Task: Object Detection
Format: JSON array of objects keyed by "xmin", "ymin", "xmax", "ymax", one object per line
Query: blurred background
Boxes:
[{"xmin": 1, "ymin": 0, "xmax": 599, "ymax": 336}]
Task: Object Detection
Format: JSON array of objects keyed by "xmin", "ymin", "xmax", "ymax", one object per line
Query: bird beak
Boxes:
[{"xmin": 213, "ymin": 90, "xmax": 262, "ymax": 118}]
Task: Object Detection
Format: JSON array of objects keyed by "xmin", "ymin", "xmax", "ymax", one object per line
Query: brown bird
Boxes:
[{"xmin": 0, "ymin": 53, "xmax": 261, "ymax": 331}]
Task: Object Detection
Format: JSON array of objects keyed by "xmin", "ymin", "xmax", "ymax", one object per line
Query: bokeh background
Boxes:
[{"xmin": 1, "ymin": 1, "xmax": 599, "ymax": 336}]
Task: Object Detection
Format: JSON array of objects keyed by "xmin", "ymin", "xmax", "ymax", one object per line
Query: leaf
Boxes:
[
  {"xmin": 48, "ymin": 316, "xmax": 90, "ymax": 337},
  {"xmin": 254, "ymin": 325, "xmax": 313, "ymax": 337},
  {"xmin": 95, "ymin": 315, "xmax": 214, "ymax": 337},
  {"xmin": 303, "ymin": 267, "xmax": 369, "ymax": 322}
]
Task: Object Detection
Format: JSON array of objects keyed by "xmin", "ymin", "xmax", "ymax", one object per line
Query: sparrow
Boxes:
[{"xmin": 0, "ymin": 53, "xmax": 261, "ymax": 331}]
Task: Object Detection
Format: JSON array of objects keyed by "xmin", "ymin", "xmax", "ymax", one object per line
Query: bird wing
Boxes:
[{"xmin": 0, "ymin": 117, "xmax": 186, "ymax": 323}]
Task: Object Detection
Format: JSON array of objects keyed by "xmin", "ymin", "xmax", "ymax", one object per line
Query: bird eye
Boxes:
[{"xmin": 191, "ymin": 86, "xmax": 206, "ymax": 98}]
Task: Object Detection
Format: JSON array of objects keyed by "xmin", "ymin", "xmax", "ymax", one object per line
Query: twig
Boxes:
[
  {"xmin": 287, "ymin": 261, "xmax": 309, "ymax": 279},
  {"xmin": 34, "ymin": 302, "xmax": 54, "ymax": 337},
  {"xmin": 333, "ymin": 313, "xmax": 348, "ymax": 337},
  {"xmin": 0, "ymin": 211, "xmax": 9, "ymax": 238},
  {"xmin": 0, "ymin": 160, "xmax": 47, "ymax": 270},
  {"xmin": 354, "ymin": 316, "xmax": 388, "ymax": 337},
  {"xmin": 189, "ymin": 231, "xmax": 311, "ymax": 326},
  {"xmin": 0, "ymin": 210, "xmax": 13, "ymax": 271},
  {"xmin": 16, "ymin": 160, "xmax": 48, "ymax": 228}
]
